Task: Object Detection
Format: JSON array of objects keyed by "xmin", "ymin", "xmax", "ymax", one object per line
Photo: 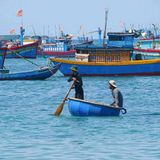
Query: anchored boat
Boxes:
[
  {"xmin": 0, "ymin": 63, "xmax": 61, "ymax": 80},
  {"xmin": 0, "ymin": 47, "xmax": 61, "ymax": 80},
  {"xmin": 6, "ymin": 41, "xmax": 38, "ymax": 58},
  {"xmin": 50, "ymin": 32, "xmax": 160, "ymax": 76}
]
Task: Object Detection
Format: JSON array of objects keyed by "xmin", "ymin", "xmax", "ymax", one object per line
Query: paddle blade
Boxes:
[{"xmin": 54, "ymin": 101, "xmax": 65, "ymax": 116}]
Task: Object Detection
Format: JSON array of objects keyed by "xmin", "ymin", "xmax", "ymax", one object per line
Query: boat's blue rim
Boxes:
[{"xmin": 68, "ymin": 97, "xmax": 121, "ymax": 110}]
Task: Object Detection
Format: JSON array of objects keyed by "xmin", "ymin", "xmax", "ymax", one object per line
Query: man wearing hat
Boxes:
[
  {"xmin": 108, "ymin": 80, "xmax": 123, "ymax": 108},
  {"xmin": 67, "ymin": 66, "xmax": 84, "ymax": 99}
]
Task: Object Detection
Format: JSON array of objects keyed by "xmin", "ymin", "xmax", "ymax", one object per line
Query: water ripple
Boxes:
[{"xmin": 0, "ymin": 58, "xmax": 160, "ymax": 160}]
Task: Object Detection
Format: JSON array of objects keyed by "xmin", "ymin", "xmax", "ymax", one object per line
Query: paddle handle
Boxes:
[
  {"xmin": 54, "ymin": 81, "xmax": 75, "ymax": 116},
  {"xmin": 63, "ymin": 82, "xmax": 74, "ymax": 102}
]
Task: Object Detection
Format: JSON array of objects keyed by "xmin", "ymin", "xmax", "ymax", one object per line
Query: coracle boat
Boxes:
[{"xmin": 68, "ymin": 98, "xmax": 127, "ymax": 116}]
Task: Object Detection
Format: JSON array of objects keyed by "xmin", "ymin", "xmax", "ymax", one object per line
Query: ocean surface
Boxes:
[{"xmin": 0, "ymin": 57, "xmax": 160, "ymax": 160}]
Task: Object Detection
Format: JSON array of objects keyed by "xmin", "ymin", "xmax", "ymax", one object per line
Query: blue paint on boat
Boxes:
[
  {"xmin": 68, "ymin": 98, "xmax": 125, "ymax": 116},
  {"xmin": 0, "ymin": 47, "xmax": 7, "ymax": 69},
  {"xmin": 6, "ymin": 41, "xmax": 38, "ymax": 58},
  {"xmin": 135, "ymin": 37, "xmax": 160, "ymax": 49},
  {"xmin": 52, "ymin": 59, "xmax": 160, "ymax": 76},
  {"xmin": 0, "ymin": 63, "xmax": 60, "ymax": 80},
  {"xmin": 50, "ymin": 32, "xmax": 160, "ymax": 76},
  {"xmin": 107, "ymin": 32, "xmax": 134, "ymax": 48}
]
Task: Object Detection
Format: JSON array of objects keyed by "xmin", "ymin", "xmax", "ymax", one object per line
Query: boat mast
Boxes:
[
  {"xmin": 103, "ymin": 9, "xmax": 108, "ymax": 47},
  {"xmin": 152, "ymin": 24, "xmax": 157, "ymax": 49}
]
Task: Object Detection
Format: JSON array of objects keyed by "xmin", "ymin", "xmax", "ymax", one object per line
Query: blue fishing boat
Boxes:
[
  {"xmin": 50, "ymin": 57, "xmax": 160, "ymax": 76},
  {"xmin": 134, "ymin": 48, "xmax": 160, "ymax": 59},
  {"xmin": 6, "ymin": 41, "xmax": 38, "ymax": 58},
  {"xmin": 0, "ymin": 47, "xmax": 61, "ymax": 80},
  {"xmin": 68, "ymin": 98, "xmax": 127, "ymax": 116},
  {"xmin": 0, "ymin": 63, "xmax": 61, "ymax": 80},
  {"xmin": 38, "ymin": 42, "xmax": 75, "ymax": 57},
  {"xmin": 3, "ymin": 26, "xmax": 39, "ymax": 58},
  {"xmin": 135, "ymin": 37, "xmax": 160, "ymax": 49},
  {"xmin": 134, "ymin": 35, "xmax": 160, "ymax": 59},
  {"xmin": 0, "ymin": 47, "xmax": 7, "ymax": 70},
  {"xmin": 50, "ymin": 32, "xmax": 160, "ymax": 76}
]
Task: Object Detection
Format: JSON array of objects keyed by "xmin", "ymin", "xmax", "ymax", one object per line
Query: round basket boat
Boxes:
[{"xmin": 68, "ymin": 98, "xmax": 126, "ymax": 116}]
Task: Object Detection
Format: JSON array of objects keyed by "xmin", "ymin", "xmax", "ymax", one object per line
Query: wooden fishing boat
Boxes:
[
  {"xmin": 38, "ymin": 49, "xmax": 75, "ymax": 57},
  {"xmin": 0, "ymin": 63, "xmax": 61, "ymax": 80},
  {"xmin": 50, "ymin": 57, "xmax": 160, "ymax": 76},
  {"xmin": 135, "ymin": 37, "xmax": 160, "ymax": 49},
  {"xmin": 1, "ymin": 46, "xmax": 60, "ymax": 80},
  {"xmin": 50, "ymin": 32, "xmax": 160, "ymax": 76},
  {"xmin": 6, "ymin": 41, "xmax": 38, "ymax": 58},
  {"xmin": 134, "ymin": 36, "xmax": 160, "ymax": 59},
  {"xmin": 68, "ymin": 98, "xmax": 127, "ymax": 116},
  {"xmin": 134, "ymin": 48, "xmax": 160, "ymax": 59},
  {"xmin": 38, "ymin": 40, "xmax": 75, "ymax": 57}
]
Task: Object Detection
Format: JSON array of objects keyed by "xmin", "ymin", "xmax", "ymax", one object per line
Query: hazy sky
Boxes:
[{"xmin": 0, "ymin": 0, "xmax": 160, "ymax": 37}]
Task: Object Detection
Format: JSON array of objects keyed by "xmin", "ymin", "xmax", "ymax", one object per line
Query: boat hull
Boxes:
[
  {"xmin": 68, "ymin": 98, "xmax": 121, "ymax": 116},
  {"xmin": 0, "ymin": 48, "xmax": 7, "ymax": 69},
  {"xmin": 38, "ymin": 50, "xmax": 75, "ymax": 57},
  {"xmin": 6, "ymin": 41, "xmax": 38, "ymax": 58},
  {"xmin": 134, "ymin": 48, "xmax": 160, "ymax": 53},
  {"xmin": 134, "ymin": 48, "xmax": 160, "ymax": 59},
  {"xmin": 0, "ymin": 63, "xmax": 60, "ymax": 80},
  {"xmin": 50, "ymin": 58, "xmax": 160, "ymax": 76}
]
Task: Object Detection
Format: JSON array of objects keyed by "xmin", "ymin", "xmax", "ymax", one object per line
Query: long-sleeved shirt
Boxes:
[
  {"xmin": 67, "ymin": 72, "xmax": 84, "ymax": 99},
  {"xmin": 111, "ymin": 88, "xmax": 123, "ymax": 108}
]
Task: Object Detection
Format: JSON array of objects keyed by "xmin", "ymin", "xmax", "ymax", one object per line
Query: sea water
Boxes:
[{"xmin": 0, "ymin": 57, "xmax": 160, "ymax": 160}]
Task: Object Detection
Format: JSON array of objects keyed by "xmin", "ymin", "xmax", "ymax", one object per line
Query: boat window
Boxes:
[{"xmin": 109, "ymin": 36, "xmax": 123, "ymax": 41}]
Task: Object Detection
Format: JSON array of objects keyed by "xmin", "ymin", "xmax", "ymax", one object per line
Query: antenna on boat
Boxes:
[
  {"xmin": 152, "ymin": 24, "xmax": 157, "ymax": 38},
  {"xmin": 55, "ymin": 25, "xmax": 57, "ymax": 38},
  {"xmin": 32, "ymin": 25, "xmax": 36, "ymax": 36},
  {"xmin": 43, "ymin": 26, "xmax": 45, "ymax": 36},
  {"xmin": 103, "ymin": 9, "xmax": 108, "ymax": 47}
]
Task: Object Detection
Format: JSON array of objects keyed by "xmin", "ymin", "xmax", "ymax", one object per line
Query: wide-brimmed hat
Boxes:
[
  {"xmin": 108, "ymin": 80, "xmax": 117, "ymax": 88},
  {"xmin": 71, "ymin": 66, "xmax": 78, "ymax": 72}
]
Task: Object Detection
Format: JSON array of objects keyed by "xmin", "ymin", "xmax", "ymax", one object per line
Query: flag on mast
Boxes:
[{"xmin": 16, "ymin": 9, "xmax": 23, "ymax": 17}]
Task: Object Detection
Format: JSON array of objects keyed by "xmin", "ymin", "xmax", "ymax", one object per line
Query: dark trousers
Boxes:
[{"xmin": 75, "ymin": 90, "xmax": 84, "ymax": 100}]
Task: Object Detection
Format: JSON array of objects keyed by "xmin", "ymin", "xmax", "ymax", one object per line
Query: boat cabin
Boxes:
[
  {"xmin": 107, "ymin": 32, "xmax": 134, "ymax": 48},
  {"xmin": 75, "ymin": 32, "xmax": 134, "ymax": 62},
  {"xmin": 75, "ymin": 48, "xmax": 133, "ymax": 62}
]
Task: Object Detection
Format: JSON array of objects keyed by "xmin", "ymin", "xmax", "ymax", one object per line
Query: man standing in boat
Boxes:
[
  {"xmin": 68, "ymin": 66, "xmax": 84, "ymax": 100},
  {"xmin": 108, "ymin": 80, "xmax": 123, "ymax": 108}
]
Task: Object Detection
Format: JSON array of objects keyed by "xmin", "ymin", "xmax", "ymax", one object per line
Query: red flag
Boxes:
[
  {"xmin": 16, "ymin": 9, "xmax": 23, "ymax": 17},
  {"xmin": 10, "ymin": 29, "xmax": 16, "ymax": 34}
]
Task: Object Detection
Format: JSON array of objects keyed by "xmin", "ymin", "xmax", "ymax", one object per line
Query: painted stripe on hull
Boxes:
[
  {"xmin": 6, "ymin": 41, "xmax": 38, "ymax": 58},
  {"xmin": 134, "ymin": 48, "xmax": 160, "ymax": 53},
  {"xmin": 50, "ymin": 58, "xmax": 160, "ymax": 76}
]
